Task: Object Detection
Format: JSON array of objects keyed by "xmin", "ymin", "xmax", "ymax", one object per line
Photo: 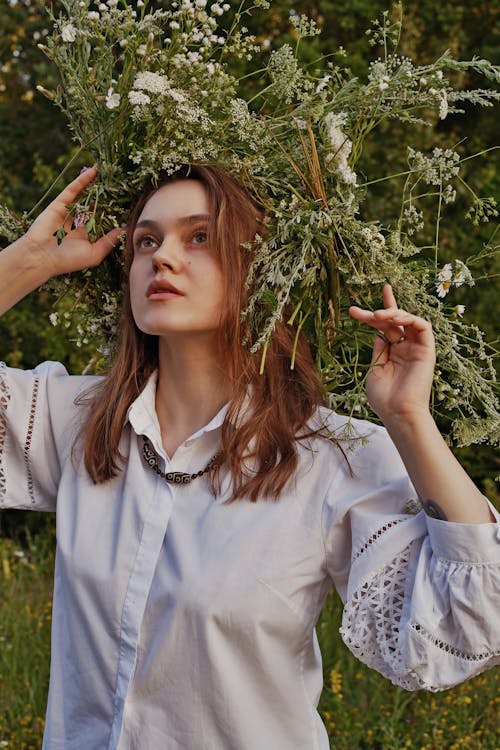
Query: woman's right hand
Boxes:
[{"xmin": 25, "ymin": 165, "xmax": 122, "ymax": 278}]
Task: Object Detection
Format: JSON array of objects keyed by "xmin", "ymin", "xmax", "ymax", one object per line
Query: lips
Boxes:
[{"xmin": 146, "ymin": 279, "xmax": 184, "ymax": 299}]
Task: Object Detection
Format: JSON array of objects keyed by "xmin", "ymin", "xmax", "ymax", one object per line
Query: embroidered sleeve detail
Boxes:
[
  {"xmin": 409, "ymin": 622, "xmax": 499, "ymax": 662},
  {"xmin": 0, "ymin": 362, "xmax": 11, "ymax": 501},
  {"xmin": 24, "ymin": 374, "xmax": 40, "ymax": 505},
  {"xmin": 352, "ymin": 518, "xmax": 405, "ymax": 561},
  {"xmin": 340, "ymin": 544, "xmax": 422, "ymax": 690}
]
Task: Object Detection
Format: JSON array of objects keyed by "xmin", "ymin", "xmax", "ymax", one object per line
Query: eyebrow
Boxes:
[{"xmin": 134, "ymin": 215, "xmax": 210, "ymax": 232}]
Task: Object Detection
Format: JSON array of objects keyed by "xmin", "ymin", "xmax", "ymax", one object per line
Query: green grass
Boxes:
[{"xmin": 0, "ymin": 518, "xmax": 499, "ymax": 750}]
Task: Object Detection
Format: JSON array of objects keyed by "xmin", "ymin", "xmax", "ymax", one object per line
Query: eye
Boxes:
[
  {"xmin": 190, "ymin": 230, "xmax": 208, "ymax": 245},
  {"xmin": 134, "ymin": 234, "xmax": 159, "ymax": 251}
]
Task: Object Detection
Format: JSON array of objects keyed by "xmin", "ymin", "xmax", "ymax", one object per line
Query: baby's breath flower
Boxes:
[{"xmin": 61, "ymin": 24, "xmax": 77, "ymax": 43}]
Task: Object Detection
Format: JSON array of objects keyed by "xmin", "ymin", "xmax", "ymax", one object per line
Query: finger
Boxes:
[
  {"xmin": 89, "ymin": 227, "xmax": 123, "ymax": 266},
  {"xmin": 350, "ymin": 306, "xmax": 402, "ymax": 330},
  {"xmin": 47, "ymin": 166, "xmax": 98, "ymax": 222},
  {"xmin": 56, "ymin": 166, "xmax": 98, "ymax": 205},
  {"xmin": 382, "ymin": 283, "xmax": 398, "ymax": 309}
]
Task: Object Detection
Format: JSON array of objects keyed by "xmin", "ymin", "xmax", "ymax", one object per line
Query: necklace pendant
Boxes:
[{"xmin": 165, "ymin": 471, "xmax": 192, "ymax": 485}]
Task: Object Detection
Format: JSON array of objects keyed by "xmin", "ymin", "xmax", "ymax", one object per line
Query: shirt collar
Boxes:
[{"xmin": 126, "ymin": 370, "xmax": 230, "ymax": 447}]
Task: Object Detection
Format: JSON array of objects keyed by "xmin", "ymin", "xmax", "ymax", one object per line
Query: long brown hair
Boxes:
[{"xmin": 81, "ymin": 164, "xmax": 329, "ymax": 501}]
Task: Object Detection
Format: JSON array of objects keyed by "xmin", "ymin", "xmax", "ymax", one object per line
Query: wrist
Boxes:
[
  {"xmin": 15, "ymin": 233, "xmax": 55, "ymax": 285},
  {"xmin": 381, "ymin": 406, "xmax": 436, "ymax": 437}
]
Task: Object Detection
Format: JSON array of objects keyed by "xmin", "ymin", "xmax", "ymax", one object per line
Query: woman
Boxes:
[{"xmin": 0, "ymin": 164, "xmax": 498, "ymax": 750}]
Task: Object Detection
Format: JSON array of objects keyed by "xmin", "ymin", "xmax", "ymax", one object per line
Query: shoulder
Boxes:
[
  {"xmin": 2, "ymin": 359, "xmax": 103, "ymax": 425},
  {"xmin": 36, "ymin": 360, "xmax": 102, "ymax": 400}
]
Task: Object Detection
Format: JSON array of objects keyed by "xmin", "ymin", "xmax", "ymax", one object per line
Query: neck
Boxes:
[{"xmin": 156, "ymin": 334, "xmax": 232, "ymax": 457}]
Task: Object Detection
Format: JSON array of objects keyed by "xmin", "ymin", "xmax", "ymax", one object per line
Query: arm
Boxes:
[
  {"xmin": 349, "ymin": 284, "xmax": 494, "ymax": 524},
  {"xmin": 0, "ymin": 166, "xmax": 121, "ymax": 316}
]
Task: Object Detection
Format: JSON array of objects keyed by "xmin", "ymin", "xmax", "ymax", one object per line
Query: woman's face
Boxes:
[{"xmin": 129, "ymin": 179, "xmax": 225, "ymax": 340}]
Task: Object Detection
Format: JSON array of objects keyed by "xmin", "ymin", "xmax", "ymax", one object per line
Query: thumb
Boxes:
[{"xmin": 89, "ymin": 227, "xmax": 123, "ymax": 267}]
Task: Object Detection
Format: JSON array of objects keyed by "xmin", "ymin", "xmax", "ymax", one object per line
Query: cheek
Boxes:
[{"xmin": 128, "ymin": 259, "xmax": 142, "ymax": 297}]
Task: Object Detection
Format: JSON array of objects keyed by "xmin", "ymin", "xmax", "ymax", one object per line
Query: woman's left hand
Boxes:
[{"xmin": 349, "ymin": 284, "xmax": 436, "ymax": 425}]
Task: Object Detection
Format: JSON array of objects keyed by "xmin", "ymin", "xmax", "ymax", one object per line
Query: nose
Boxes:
[{"xmin": 151, "ymin": 235, "xmax": 183, "ymax": 273}]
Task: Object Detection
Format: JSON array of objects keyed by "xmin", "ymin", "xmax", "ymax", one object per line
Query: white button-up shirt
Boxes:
[{"xmin": 1, "ymin": 361, "xmax": 499, "ymax": 750}]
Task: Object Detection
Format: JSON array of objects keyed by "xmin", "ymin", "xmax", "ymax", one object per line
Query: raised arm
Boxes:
[
  {"xmin": 0, "ymin": 166, "xmax": 121, "ymax": 316},
  {"xmin": 349, "ymin": 284, "xmax": 494, "ymax": 524}
]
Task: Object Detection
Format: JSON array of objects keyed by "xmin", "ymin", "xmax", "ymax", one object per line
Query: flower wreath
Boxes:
[{"xmin": 1, "ymin": 0, "xmax": 499, "ymax": 445}]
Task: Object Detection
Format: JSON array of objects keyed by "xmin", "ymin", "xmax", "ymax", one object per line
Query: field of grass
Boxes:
[{"xmin": 0, "ymin": 516, "xmax": 499, "ymax": 750}]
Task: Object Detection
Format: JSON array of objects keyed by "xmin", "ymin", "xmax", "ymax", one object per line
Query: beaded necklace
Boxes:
[{"xmin": 142, "ymin": 436, "xmax": 224, "ymax": 485}]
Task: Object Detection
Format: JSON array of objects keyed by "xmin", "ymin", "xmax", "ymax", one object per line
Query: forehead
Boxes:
[{"xmin": 138, "ymin": 179, "xmax": 209, "ymax": 223}]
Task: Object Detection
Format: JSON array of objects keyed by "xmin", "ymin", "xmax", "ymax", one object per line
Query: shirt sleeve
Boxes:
[
  {"xmin": 0, "ymin": 360, "xmax": 80, "ymax": 512},
  {"xmin": 322, "ymin": 420, "xmax": 500, "ymax": 691}
]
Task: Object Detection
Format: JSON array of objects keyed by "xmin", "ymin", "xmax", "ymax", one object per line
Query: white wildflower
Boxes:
[
  {"xmin": 436, "ymin": 260, "xmax": 473, "ymax": 298},
  {"xmin": 403, "ymin": 204, "xmax": 424, "ymax": 235},
  {"xmin": 133, "ymin": 71, "xmax": 168, "ymax": 94},
  {"xmin": 443, "ymin": 184, "xmax": 456, "ymax": 204},
  {"xmin": 49, "ymin": 312, "xmax": 59, "ymax": 326},
  {"xmin": 61, "ymin": 24, "xmax": 77, "ymax": 43},
  {"xmin": 438, "ymin": 88, "xmax": 449, "ymax": 120},
  {"xmin": 323, "ymin": 112, "xmax": 357, "ymax": 185},
  {"xmin": 436, "ymin": 280, "xmax": 451, "ymax": 298},
  {"xmin": 436, "ymin": 263, "xmax": 453, "ymax": 297},
  {"xmin": 315, "ymin": 75, "xmax": 331, "ymax": 93},
  {"xmin": 128, "ymin": 89, "xmax": 151, "ymax": 106},
  {"xmin": 408, "ymin": 146, "xmax": 460, "ymax": 186},
  {"xmin": 88, "ymin": 11, "xmax": 100, "ymax": 20},
  {"xmin": 454, "ymin": 305, "xmax": 465, "ymax": 316},
  {"xmin": 453, "ymin": 259, "xmax": 473, "ymax": 287},
  {"xmin": 105, "ymin": 87, "xmax": 120, "ymax": 109}
]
